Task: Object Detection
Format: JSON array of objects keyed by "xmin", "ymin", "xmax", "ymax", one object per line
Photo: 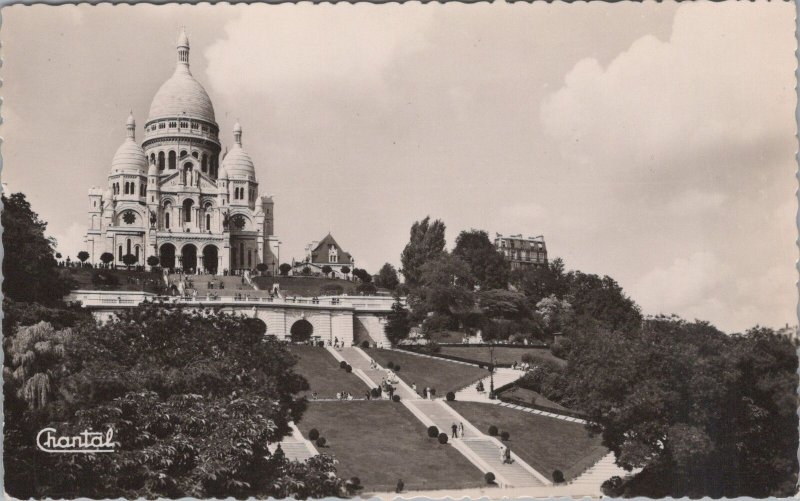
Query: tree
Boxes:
[
  {"xmin": 408, "ymin": 254, "xmax": 475, "ymax": 325},
  {"xmin": 341, "ymin": 266, "xmax": 351, "ymax": 280},
  {"xmin": 100, "ymin": 252, "xmax": 114, "ymax": 267},
  {"xmin": 1, "ymin": 193, "xmax": 74, "ymax": 304},
  {"xmin": 377, "ymin": 263, "xmax": 400, "ymax": 290},
  {"xmin": 302, "ymin": 266, "xmax": 311, "ymax": 276},
  {"xmin": 55, "ymin": 252, "xmax": 62, "ymax": 259},
  {"xmin": 321, "ymin": 265, "xmax": 332, "ymax": 278},
  {"xmin": 400, "ymin": 216, "xmax": 446, "ymax": 287},
  {"xmin": 352, "ymin": 268, "xmax": 372, "ymax": 283},
  {"xmin": 4, "ymin": 305, "xmax": 337, "ymax": 499},
  {"xmin": 385, "ymin": 295, "xmax": 411, "ymax": 345},
  {"xmin": 535, "ymin": 294, "xmax": 574, "ymax": 336},
  {"xmin": 256, "ymin": 262, "xmax": 268, "ymax": 275},
  {"xmin": 77, "ymin": 251, "xmax": 90, "ymax": 264},
  {"xmin": 122, "ymin": 253, "xmax": 138, "ymax": 270},
  {"xmin": 453, "ymin": 230, "xmax": 509, "ymax": 289},
  {"xmin": 279, "ymin": 263, "xmax": 292, "ymax": 276},
  {"xmin": 147, "ymin": 255, "xmax": 160, "ymax": 268}
]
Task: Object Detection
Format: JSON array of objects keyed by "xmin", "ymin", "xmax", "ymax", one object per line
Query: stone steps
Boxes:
[{"xmin": 454, "ymin": 368, "xmax": 524, "ymax": 402}]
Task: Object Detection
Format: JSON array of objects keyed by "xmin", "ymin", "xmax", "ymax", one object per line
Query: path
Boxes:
[
  {"xmin": 454, "ymin": 367, "xmax": 525, "ymax": 402},
  {"xmin": 270, "ymin": 422, "xmax": 319, "ymax": 462}
]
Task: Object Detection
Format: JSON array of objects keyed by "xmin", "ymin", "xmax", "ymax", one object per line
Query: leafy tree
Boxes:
[
  {"xmin": 302, "ymin": 266, "xmax": 312, "ymax": 276},
  {"xmin": 385, "ymin": 296, "xmax": 411, "ymax": 345},
  {"xmin": 352, "ymin": 268, "xmax": 372, "ymax": 283},
  {"xmin": 341, "ymin": 266, "xmax": 351, "ymax": 280},
  {"xmin": 256, "ymin": 262, "xmax": 268, "ymax": 275},
  {"xmin": 535, "ymin": 294, "xmax": 574, "ymax": 336},
  {"xmin": 77, "ymin": 251, "xmax": 90, "ymax": 263},
  {"xmin": 147, "ymin": 255, "xmax": 160, "ymax": 267},
  {"xmin": 122, "ymin": 253, "xmax": 138, "ymax": 270},
  {"xmin": 279, "ymin": 263, "xmax": 292, "ymax": 276},
  {"xmin": 321, "ymin": 265, "xmax": 332, "ymax": 278},
  {"xmin": 4, "ymin": 305, "xmax": 338, "ymax": 499},
  {"xmin": 564, "ymin": 271, "xmax": 641, "ymax": 332},
  {"xmin": 512, "ymin": 257, "xmax": 568, "ymax": 305},
  {"xmin": 55, "ymin": 252, "xmax": 62, "ymax": 259},
  {"xmin": 100, "ymin": 252, "xmax": 114, "ymax": 266},
  {"xmin": 1, "ymin": 193, "xmax": 74, "ymax": 304},
  {"xmin": 408, "ymin": 254, "xmax": 475, "ymax": 325},
  {"xmin": 453, "ymin": 230, "xmax": 509, "ymax": 289},
  {"xmin": 377, "ymin": 263, "xmax": 400, "ymax": 290},
  {"xmin": 400, "ymin": 216, "xmax": 446, "ymax": 287}
]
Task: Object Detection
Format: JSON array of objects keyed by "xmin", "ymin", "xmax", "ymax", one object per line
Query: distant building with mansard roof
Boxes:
[
  {"xmin": 84, "ymin": 28, "xmax": 279, "ymax": 274},
  {"xmin": 494, "ymin": 233, "xmax": 548, "ymax": 270}
]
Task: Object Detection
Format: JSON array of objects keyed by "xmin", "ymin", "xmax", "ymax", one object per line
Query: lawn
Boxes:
[
  {"xmin": 438, "ymin": 346, "xmax": 567, "ymax": 367},
  {"xmin": 364, "ymin": 348, "xmax": 487, "ymax": 396},
  {"xmin": 499, "ymin": 386, "xmax": 569, "ymax": 413},
  {"xmin": 450, "ymin": 401, "xmax": 607, "ymax": 482},
  {"xmin": 295, "ymin": 401, "xmax": 486, "ymax": 492},
  {"xmin": 290, "ymin": 345, "xmax": 369, "ymax": 399},
  {"xmin": 65, "ymin": 267, "xmax": 163, "ymax": 293}
]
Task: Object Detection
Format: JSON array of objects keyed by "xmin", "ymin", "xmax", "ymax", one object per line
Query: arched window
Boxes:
[
  {"xmin": 192, "ymin": 151, "xmax": 199, "ymax": 159},
  {"xmin": 158, "ymin": 152, "xmax": 165, "ymax": 171},
  {"xmin": 165, "ymin": 212, "xmax": 170, "ymax": 229},
  {"xmin": 206, "ymin": 213, "xmax": 211, "ymax": 231},
  {"xmin": 180, "ymin": 150, "xmax": 188, "ymax": 158},
  {"xmin": 183, "ymin": 199, "xmax": 193, "ymax": 223},
  {"xmin": 135, "ymin": 245, "xmax": 140, "ymax": 260},
  {"xmin": 150, "ymin": 153, "xmax": 155, "ymax": 165},
  {"xmin": 127, "ymin": 239, "xmax": 131, "ymax": 256},
  {"xmin": 201, "ymin": 154, "xmax": 208, "ymax": 173},
  {"xmin": 247, "ymin": 249, "xmax": 252, "ymax": 267},
  {"xmin": 118, "ymin": 245, "xmax": 123, "ymax": 261},
  {"xmin": 168, "ymin": 151, "xmax": 176, "ymax": 170}
]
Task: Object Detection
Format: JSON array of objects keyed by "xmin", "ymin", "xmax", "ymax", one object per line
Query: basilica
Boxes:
[{"xmin": 84, "ymin": 29, "xmax": 279, "ymax": 274}]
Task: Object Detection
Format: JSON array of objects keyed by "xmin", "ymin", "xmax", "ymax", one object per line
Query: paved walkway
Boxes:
[
  {"xmin": 271, "ymin": 422, "xmax": 319, "ymax": 462},
  {"xmin": 454, "ymin": 367, "xmax": 525, "ymax": 401}
]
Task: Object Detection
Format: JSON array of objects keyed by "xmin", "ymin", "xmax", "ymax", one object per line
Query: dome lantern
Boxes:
[
  {"xmin": 233, "ymin": 121, "xmax": 242, "ymax": 146},
  {"xmin": 126, "ymin": 111, "xmax": 135, "ymax": 140},
  {"xmin": 177, "ymin": 27, "xmax": 190, "ymax": 66}
]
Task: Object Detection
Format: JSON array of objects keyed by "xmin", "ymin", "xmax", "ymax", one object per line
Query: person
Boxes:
[
  {"xmin": 476, "ymin": 380, "xmax": 485, "ymax": 393},
  {"xmin": 388, "ymin": 386, "xmax": 395, "ymax": 398},
  {"xmin": 336, "ymin": 391, "xmax": 341, "ymax": 400},
  {"xmin": 365, "ymin": 391, "xmax": 371, "ymax": 400},
  {"xmin": 412, "ymin": 383, "xmax": 417, "ymax": 394},
  {"xmin": 451, "ymin": 423, "xmax": 458, "ymax": 438},
  {"xmin": 422, "ymin": 387, "xmax": 429, "ymax": 399},
  {"xmin": 503, "ymin": 446, "xmax": 513, "ymax": 464},
  {"xmin": 274, "ymin": 443, "xmax": 285, "ymax": 461},
  {"xmin": 395, "ymin": 479, "xmax": 404, "ymax": 494},
  {"xmin": 311, "ymin": 391, "xmax": 318, "ymax": 400},
  {"xmin": 458, "ymin": 421, "xmax": 465, "ymax": 438}
]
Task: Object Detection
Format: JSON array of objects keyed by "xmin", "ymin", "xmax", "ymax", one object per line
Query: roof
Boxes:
[{"xmin": 309, "ymin": 234, "xmax": 354, "ymax": 265}]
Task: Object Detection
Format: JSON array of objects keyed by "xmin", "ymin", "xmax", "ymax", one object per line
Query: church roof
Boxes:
[
  {"xmin": 310, "ymin": 233, "xmax": 354, "ymax": 265},
  {"xmin": 111, "ymin": 114, "xmax": 147, "ymax": 174},
  {"xmin": 221, "ymin": 123, "xmax": 256, "ymax": 180},
  {"xmin": 148, "ymin": 30, "xmax": 216, "ymax": 124}
]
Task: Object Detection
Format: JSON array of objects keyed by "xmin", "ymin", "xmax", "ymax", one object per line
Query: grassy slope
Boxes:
[
  {"xmin": 66, "ymin": 268, "xmax": 163, "ymax": 293},
  {"xmin": 365, "ymin": 348, "xmax": 487, "ymax": 396},
  {"xmin": 499, "ymin": 386, "xmax": 569, "ymax": 413},
  {"xmin": 450, "ymin": 401, "xmax": 608, "ymax": 481},
  {"xmin": 289, "ymin": 345, "xmax": 369, "ymax": 399},
  {"xmin": 296, "ymin": 401, "xmax": 486, "ymax": 492},
  {"xmin": 437, "ymin": 346, "xmax": 567, "ymax": 367},
  {"xmin": 253, "ymin": 276, "xmax": 361, "ymax": 296}
]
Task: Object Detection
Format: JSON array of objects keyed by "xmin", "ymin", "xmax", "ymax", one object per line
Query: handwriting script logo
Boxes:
[{"xmin": 36, "ymin": 427, "xmax": 117, "ymax": 453}]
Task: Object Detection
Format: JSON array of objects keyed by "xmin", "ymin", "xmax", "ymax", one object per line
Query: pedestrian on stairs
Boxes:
[
  {"xmin": 451, "ymin": 423, "xmax": 458, "ymax": 438},
  {"xmin": 458, "ymin": 422, "xmax": 464, "ymax": 437},
  {"xmin": 395, "ymin": 479, "xmax": 404, "ymax": 493}
]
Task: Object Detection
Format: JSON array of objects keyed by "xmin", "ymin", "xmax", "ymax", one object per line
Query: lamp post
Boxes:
[
  {"xmin": 489, "ymin": 342, "xmax": 496, "ymax": 398},
  {"xmin": 275, "ymin": 241, "xmax": 281, "ymax": 276}
]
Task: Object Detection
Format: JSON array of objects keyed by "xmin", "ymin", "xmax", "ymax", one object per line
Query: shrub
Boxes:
[
  {"xmin": 437, "ymin": 433, "xmax": 448, "ymax": 444},
  {"xmin": 370, "ymin": 387, "xmax": 381, "ymax": 398},
  {"xmin": 446, "ymin": 391, "xmax": 455, "ymax": 401},
  {"xmin": 488, "ymin": 425, "xmax": 498, "ymax": 436},
  {"xmin": 346, "ymin": 477, "xmax": 363, "ymax": 493},
  {"xmin": 550, "ymin": 337, "xmax": 573, "ymax": 360},
  {"xmin": 601, "ymin": 476, "xmax": 624, "ymax": 497},
  {"xmin": 388, "ymin": 361, "xmax": 395, "ymax": 369},
  {"xmin": 552, "ymin": 470, "xmax": 565, "ymax": 483},
  {"xmin": 316, "ymin": 437, "xmax": 327, "ymax": 448},
  {"xmin": 427, "ymin": 426, "xmax": 439, "ymax": 438},
  {"xmin": 339, "ymin": 360, "xmax": 347, "ymax": 369},
  {"xmin": 361, "ymin": 340, "xmax": 370, "ymax": 349},
  {"xmin": 394, "ymin": 365, "xmax": 401, "ymax": 371},
  {"xmin": 392, "ymin": 394, "xmax": 401, "ymax": 402},
  {"xmin": 309, "ymin": 428, "xmax": 320, "ymax": 441},
  {"xmin": 500, "ymin": 431, "xmax": 510, "ymax": 441},
  {"xmin": 357, "ymin": 283, "xmax": 377, "ymax": 295},
  {"xmin": 484, "ymin": 472, "xmax": 496, "ymax": 484},
  {"xmin": 429, "ymin": 388, "xmax": 436, "ymax": 396},
  {"xmin": 345, "ymin": 364, "xmax": 353, "ymax": 373}
]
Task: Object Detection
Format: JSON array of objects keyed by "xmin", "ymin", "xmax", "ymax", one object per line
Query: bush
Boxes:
[
  {"xmin": 316, "ymin": 437, "xmax": 327, "ymax": 448},
  {"xmin": 427, "ymin": 426, "xmax": 439, "ymax": 438},
  {"xmin": 392, "ymin": 394, "xmax": 401, "ymax": 402},
  {"xmin": 388, "ymin": 361, "xmax": 395, "ymax": 369},
  {"xmin": 370, "ymin": 387, "xmax": 381, "ymax": 398},
  {"xmin": 394, "ymin": 365, "xmax": 401, "ymax": 372},
  {"xmin": 346, "ymin": 477, "xmax": 363, "ymax": 493},
  {"xmin": 429, "ymin": 388, "xmax": 436, "ymax": 397},
  {"xmin": 361, "ymin": 340, "xmax": 370, "ymax": 349},
  {"xmin": 308, "ymin": 428, "xmax": 320, "ymax": 441},
  {"xmin": 552, "ymin": 470, "xmax": 565, "ymax": 483},
  {"xmin": 500, "ymin": 431, "xmax": 510, "ymax": 441},
  {"xmin": 345, "ymin": 364, "xmax": 353, "ymax": 373},
  {"xmin": 601, "ymin": 476, "xmax": 624, "ymax": 497},
  {"xmin": 484, "ymin": 472, "xmax": 496, "ymax": 484},
  {"xmin": 550, "ymin": 337, "xmax": 573, "ymax": 360},
  {"xmin": 339, "ymin": 360, "xmax": 347, "ymax": 369},
  {"xmin": 488, "ymin": 425, "xmax": 498, "ymax": 436},
  {"xmin": 357, "ymin": 283, "xmax": 377, "ymax": 295},
  {"xmin": 446, "ymin": 391, "xmax": 455, "ymax": 401},
  {"xmin": 437, "ymin": 433, "xmax": 448, "ymax": 444}
]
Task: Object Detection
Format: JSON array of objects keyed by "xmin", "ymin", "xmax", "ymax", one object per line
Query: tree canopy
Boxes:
[
  {"xmin": 400, "ymin": 216, "xmax": 446, "ymax": 287},
  {"xmin": 453, "ymin": 229, "xmax": 508, "ymax": 290},
  {"xmin": 376, "ymin": 263, "xmax": 400, "ymax": 290}
]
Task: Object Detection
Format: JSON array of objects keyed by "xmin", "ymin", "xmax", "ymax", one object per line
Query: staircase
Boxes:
[
  {"xmin": 563, "ymin": 453, "xmax": 633, "ymax": 496},
  {"xmin": 167, "ymin": 273, "xmax": 259, "ymax": 296},
  {"xmin": 454, "ymin": 368, "xmax": 525, "ymax": 402},
  {"xmin": 336, "ymin": 347, "xmax": 417, "ymax": 399},
  {"xmin": 271, "ymin": 422, "xmax": 319, "ymax": 462}
]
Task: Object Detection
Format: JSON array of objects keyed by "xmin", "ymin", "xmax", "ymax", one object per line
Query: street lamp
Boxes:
[
  {"xmin": 274, "ymin": 241, "xmax": 281, "ymax": 276},
  {"xmin": 488, "ymin": 342, "xmax": 495, "ymax": 398}
]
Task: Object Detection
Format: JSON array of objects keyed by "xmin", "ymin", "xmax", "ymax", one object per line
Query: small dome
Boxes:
[
  {"xmin": 111, "ymin": 139, "xmax": 147, "ymax": 174},
  {"xmin": 233, "ymin": 121, "xmax": 242, "ymax": 133},
  {"xmin": 222, "ymin": 123, "xmax": 256, "ymax": 179}
]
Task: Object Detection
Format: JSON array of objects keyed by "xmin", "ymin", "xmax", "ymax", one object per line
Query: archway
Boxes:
[
  {"xmin": 160, "ymin": 243, "xmax": 176, "ymax": 271},
  {"xmin": 290, "ymin": 319, "xmax": 313, "ymax": 343},
  {"xmin": 181, "ymin": 244, "xmax": 197, "ymax": 272},
  {"xmin": 202, "ymin": 245, "xmax": 219, "ymax": 274}
]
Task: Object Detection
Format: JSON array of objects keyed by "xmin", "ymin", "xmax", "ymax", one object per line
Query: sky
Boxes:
[{"xmin": 1, "ymin": 2, "xmax": 796, "ymax": 333}]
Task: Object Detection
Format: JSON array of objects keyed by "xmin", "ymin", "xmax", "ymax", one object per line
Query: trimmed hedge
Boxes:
[
  {"xmin": 309, "ymin": 428, "xmax": 320, "ymax": 441},
  {"xmin": 427, "ymin": 426, "xmax": 439, "ymax": 438},
  {"xmin": 345, "ymin": 364, "xmax": 353, "ymax": 373},
  {"xmin": 392, "ymin": 394, "xmax": 401, "ymax": 402},
  {"xmin": 370, "ymin": 387, "xmax": 381, "ymax": 398},
  {"xmin": 388, "ymin": 361, "xmax": 395, "ymax": 369},
  {"xmin": 316, "ymin": 437, "xmax": 327, "ymax": 447},
  {"xmin": 500, "ymin": 431, "xmax": 510, "ymax": 441},
  {"xmin": 488, "ymin": 425, "xmax": 498, "ymax": 436},
  {"xmin": 394, "ymin": 365, "xmax": 401, "ymax": 371},
  {"xmin": 339, "ymin": 360, "xmax": 347, "ymax": 369},
  {"xmin": 446, "ymin": 391, "xmax": 455, "ymax": 401},
  {"xmin": 553, "ymin": 470, "xmax": 565, "ymax": 483},
  {"xmin": 437, "ymin": 433, "xmax": 448, "ymax": 444},
  {"xmin": 485, "ymin": 472, "xmax": 496, "ymax": 484},
  {"xmin": 361, "ymin": 340, "xmax": 370, "ymax": 349}
]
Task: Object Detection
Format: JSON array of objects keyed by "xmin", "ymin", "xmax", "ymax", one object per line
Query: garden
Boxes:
[{"xmin": 289, "ymin": 345, "xmax": 369, "ymax": 399}]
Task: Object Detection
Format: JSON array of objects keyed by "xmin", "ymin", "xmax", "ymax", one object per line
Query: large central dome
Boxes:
[{"xmin": 147, "ymin": 28, "xmax": 216, "ymax": 124}]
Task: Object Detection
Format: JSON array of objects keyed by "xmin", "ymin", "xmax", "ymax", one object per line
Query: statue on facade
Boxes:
[
  {"xmin": 149, "ymin": 208, "xmax": 157, "ymax": 229},
  {"xmin": 222, "ymin": 210, "xmax": 230, "ymax": 230}
]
